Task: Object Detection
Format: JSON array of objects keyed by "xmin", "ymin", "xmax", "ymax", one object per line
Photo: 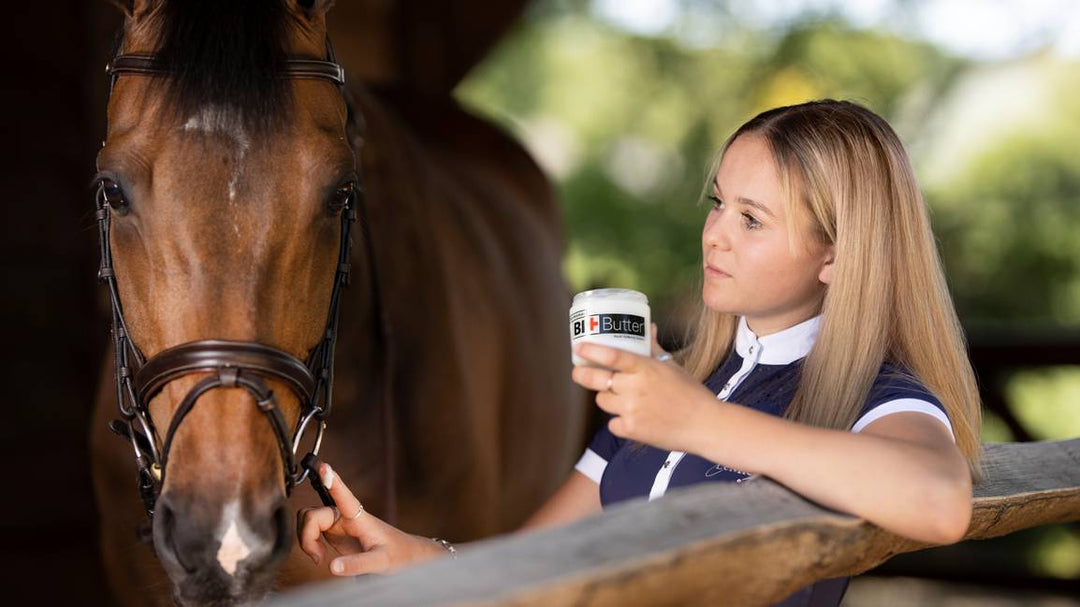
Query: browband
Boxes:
[{"xmin": 107, "ymin": 53, "xmax": 346, "ymax": 86}]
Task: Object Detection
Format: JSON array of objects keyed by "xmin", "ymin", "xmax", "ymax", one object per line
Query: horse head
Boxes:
[{"xmin": 97, "ymin": 0, "xmax": 357, "ymax": 602}]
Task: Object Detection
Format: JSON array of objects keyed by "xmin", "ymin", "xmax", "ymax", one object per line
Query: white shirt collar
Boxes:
[{"xmin": 734, "ymin": 314, "xmax": 821, "ymax": 365}]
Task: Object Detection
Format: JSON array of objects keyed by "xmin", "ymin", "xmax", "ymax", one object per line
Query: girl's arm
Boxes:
[
  {"xmin": 572, "ymin": 341, "xmax": 972, "ymax": 545},
  {"xmin": 688, "ymin": 402, "xmax": 971, "ymax": 544},
  {"xmin": 298, "ymin": 465, "xmax": 602, "ymax": 576},
  {"xmin": 518, "ymin": 471, "xmax": 602, "ymax": 531}
]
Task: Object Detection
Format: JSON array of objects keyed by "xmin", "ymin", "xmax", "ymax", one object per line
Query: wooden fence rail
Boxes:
[{"xmin": 274, "ymin": 438, "xmax": 1080, "ymax": 606}]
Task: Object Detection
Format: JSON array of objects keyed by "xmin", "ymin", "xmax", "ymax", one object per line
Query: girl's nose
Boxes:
[{"xmin": 703, "ymin": 209, "xmax": 732, "ymax": 251}]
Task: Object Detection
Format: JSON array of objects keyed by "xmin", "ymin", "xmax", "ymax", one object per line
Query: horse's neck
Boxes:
[
  {"xmin": 334, "ymin": 85, "xmax": 575, "ymax": 537},
  {"xmin": 346, "ymin": 82, "xmax": 569, "ymax": 395}
]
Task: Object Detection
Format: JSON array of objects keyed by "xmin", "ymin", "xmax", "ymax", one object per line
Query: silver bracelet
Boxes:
[{"xmin": 431, "ymin": 537, "xmax": 457, "ymax": 559}]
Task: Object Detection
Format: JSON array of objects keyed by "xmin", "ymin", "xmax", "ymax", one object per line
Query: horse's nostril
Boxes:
[
  {"xmin": 268, "ymin": 498, "xmax": 293, "ymax": 565},
  {"xmin": 154, "ymin": 494, "xmax": 197, "ymax": 574}
]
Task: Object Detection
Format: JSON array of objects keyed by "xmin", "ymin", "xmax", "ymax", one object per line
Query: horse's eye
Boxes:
[
  {"xmin": 98, "ymin": 179, "xmax": 129, "ymax": 214},
  {"xmin": 329, "ymin": 182, "xmax": 357, "ymax": 212}
]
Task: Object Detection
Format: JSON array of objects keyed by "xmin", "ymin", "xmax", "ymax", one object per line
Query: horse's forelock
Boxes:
[{"xmin": 150, "ymin": 0, "xmax": 294, "ymax": 135}]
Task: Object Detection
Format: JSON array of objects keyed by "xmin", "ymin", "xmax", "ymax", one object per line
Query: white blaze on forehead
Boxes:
[
  {"xmin": 180, "ymin": 105, "xmax": 249, "ymax": 203},
  {"xmin": 181, "ymin": 105, "xmax": 251, "ymax": 148},
  {"xmin": 215, "ymin": 501, "xmax": 252, "ymax": 576}
]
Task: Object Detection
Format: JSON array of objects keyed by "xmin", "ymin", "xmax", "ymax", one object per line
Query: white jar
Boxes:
[{"xmin": 569, "ymin": 288, "xmax": 651, "ymax": 366}]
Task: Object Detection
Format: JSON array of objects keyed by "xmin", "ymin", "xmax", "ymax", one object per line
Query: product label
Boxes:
[{"xmin": 571, "ymin": 313, "xmax": 646, "ymax": 339}]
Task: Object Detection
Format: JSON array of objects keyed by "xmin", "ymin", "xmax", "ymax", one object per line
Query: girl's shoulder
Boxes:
[
  {"xmin": 852, "ymin": 362, "xmax": 954, "ymax": 437},
  {"xmin": 866, "ymin": 362, "xmax": 942, "ymax": 405}
]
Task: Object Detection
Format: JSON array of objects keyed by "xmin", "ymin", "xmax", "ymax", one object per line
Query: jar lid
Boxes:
[{"xmin": 572, "ymin": 288, "xmax": 648, "ymax": 305}]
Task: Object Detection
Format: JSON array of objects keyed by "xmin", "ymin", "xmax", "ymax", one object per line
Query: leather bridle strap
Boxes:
[
  {"xmin": 133, "ymin": 340, "xmax": 318, "ymax": 493},
  {"xmin": 158, "ymin": 369, "xmax": 296, "ymax": 487},
  {"xmin": 106, "ymin": 54, "xmax": 346, "ymax": 87},
  {"xmin": 134, "ymin": 340, "xmax": 316, "ymax": 406}
]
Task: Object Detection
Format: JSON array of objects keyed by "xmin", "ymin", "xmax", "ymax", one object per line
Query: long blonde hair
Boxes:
[{"xmin": 680, "ymin": 100, "xmax": 982, "ymax": 478}]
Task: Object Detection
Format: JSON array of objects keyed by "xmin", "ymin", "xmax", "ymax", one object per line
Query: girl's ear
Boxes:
[{"xmin": 818, "ymin": 245, "xmax": 835, "ymax": 285}]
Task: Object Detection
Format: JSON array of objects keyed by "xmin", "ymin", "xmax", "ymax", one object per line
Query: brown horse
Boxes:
[{"xmin": 89, "ymin": 1, "xmax": 582, "ymax": 604}]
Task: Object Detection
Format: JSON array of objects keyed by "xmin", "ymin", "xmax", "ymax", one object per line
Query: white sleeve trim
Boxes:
[
  {"xmin": 574, "ymin": 448, "xmax": 607, "ymax": 484},
  {"xmin": 851, "ymin": 398, "xmax": 955, "ymax": 442}
]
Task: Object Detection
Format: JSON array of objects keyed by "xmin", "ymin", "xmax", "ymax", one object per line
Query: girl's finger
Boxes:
[
  {"xmin": 594, "ymin": 389, "xmax": 621, "ymax": 415},
  {"xmin": 574, "ymin": 342, "xmax": 642, "ymax": 372},
  {"xmin": 297, "ymin": 506, "xmax": 337, "ymax": 564},
  {"xmin": 330, "ymin": 549, "xmax": 393, "ymax": 576},
  {"xmin": 571, "ymin": 365, "xmax": 615, "ymax": 392},
  {"xmin": 320, "ymin": 464, "xmax": 366, "ymax": 526}
]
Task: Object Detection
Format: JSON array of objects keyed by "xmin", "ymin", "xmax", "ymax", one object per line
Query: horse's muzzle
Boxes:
[{"xmin": 153, "ymin": 490, "xmax": 292, "ymax": 605}]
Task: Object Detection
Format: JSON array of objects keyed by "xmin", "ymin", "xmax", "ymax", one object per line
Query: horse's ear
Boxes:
[
  {"xmin": 295, "ymin": 0, "xmax": 335, "ymax": 21},
  {"xmin": 106, "ymin": 0, "xmax": 159, "ymax": 18}
]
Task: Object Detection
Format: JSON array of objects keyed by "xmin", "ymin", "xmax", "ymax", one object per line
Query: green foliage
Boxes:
[
  {"xmin": 1028, "ymin": 523, "xmax": 1080, "ymax": 579},
  {"xmin": 760, "ymin": 21, "xmax": 964, "ymax": 117},
  {"xmin": 933, "ymin": 134, "xmax": 1080, "ymax": 324},
  {"xmin": 1007, "ymin": 367, "xmax": 1080, "ymax": 441}
]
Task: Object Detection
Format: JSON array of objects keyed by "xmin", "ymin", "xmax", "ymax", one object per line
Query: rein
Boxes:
[{"xmin": 97, "ymin": 41, "xmax": 397, "ymax": 528}]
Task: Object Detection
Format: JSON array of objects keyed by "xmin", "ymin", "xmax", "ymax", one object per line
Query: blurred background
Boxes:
[
  {"xmin": 1, "ymin": 0, "xmax": 1076, "ymax": 603},
  {"xmin": 452, "ymin": 0, "xmax": 1080, "ymax": 601}
]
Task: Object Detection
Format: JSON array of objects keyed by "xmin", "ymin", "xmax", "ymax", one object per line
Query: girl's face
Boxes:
[{"xmin": 702, "ymin": 133, "xmax": 834, "ymax": 336}]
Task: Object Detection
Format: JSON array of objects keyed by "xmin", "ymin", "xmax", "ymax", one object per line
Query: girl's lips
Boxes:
[{"xmin": 705, "ymin": 265, "xmax": 731, "ymax": 278}]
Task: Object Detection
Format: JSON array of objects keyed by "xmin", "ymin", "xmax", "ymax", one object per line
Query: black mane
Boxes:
[{"xmin": 152, "ymin": 0, "xmax": 293, "ymax": 134}]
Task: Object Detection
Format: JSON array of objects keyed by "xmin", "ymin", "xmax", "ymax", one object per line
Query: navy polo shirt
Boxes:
[{"xmin": 574, "ymin": 315, "xmax": 954, "ymax": 607}]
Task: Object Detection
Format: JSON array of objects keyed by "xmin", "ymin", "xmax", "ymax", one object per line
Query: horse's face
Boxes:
[{"xmin": 98, "ymin": 1, "xmax": 355, "ymax": 602}]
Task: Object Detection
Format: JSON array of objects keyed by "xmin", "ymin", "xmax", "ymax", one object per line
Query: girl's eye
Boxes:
[
  {"xmin": 708, "ymin": 195, "xmax": 724, "ymax": 209},
  {"xmin": 742, "ymin": 212, "xmax": 762, "ymax": 230},
  {"xmin": 97, "ymin": 178, "xmax": 129, "ymax": 214}
]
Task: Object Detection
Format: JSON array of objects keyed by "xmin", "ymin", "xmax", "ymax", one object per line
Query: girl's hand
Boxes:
[
  {"xmin": 571, "ymin": 324, "xmax": 717, "ymax": 453},
  {"xmin": 297, "ymin": 463, "xmax": 447, "ymax": 576}
]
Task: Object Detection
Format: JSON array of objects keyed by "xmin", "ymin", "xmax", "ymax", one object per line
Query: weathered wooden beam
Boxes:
[
  {"xmin": 968, "ymin": 331, "xmax": 1080, "ymax": 368},
  {"xmin": 272, "ymin": 439, "xmax": 1080, "ymax": 606}
]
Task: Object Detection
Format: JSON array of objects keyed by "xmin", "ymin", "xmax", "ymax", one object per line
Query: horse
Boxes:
[{"xmin": 89, "ymin": 1, "xmax": 582, "ymax": 604}]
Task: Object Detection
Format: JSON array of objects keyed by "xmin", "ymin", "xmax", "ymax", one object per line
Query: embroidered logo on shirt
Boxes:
[{"xmin": 705, "ymin": 464, "xmax": 751, "ymax": 481}]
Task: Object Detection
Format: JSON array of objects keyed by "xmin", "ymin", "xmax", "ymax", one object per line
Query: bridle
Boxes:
[{"xmin": 97, "ymin": 44, "xmax": 361, "ymax": 522}]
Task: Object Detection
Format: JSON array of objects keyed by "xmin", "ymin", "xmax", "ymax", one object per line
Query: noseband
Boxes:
[{"xmin": 98, "ymin": 45, "xmax": 355, "ymax": 521}]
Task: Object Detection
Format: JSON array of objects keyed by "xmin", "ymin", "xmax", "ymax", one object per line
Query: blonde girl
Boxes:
[{"xmin": 298, "ymin": 100, "xmax": 981, "ymax": 607}]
